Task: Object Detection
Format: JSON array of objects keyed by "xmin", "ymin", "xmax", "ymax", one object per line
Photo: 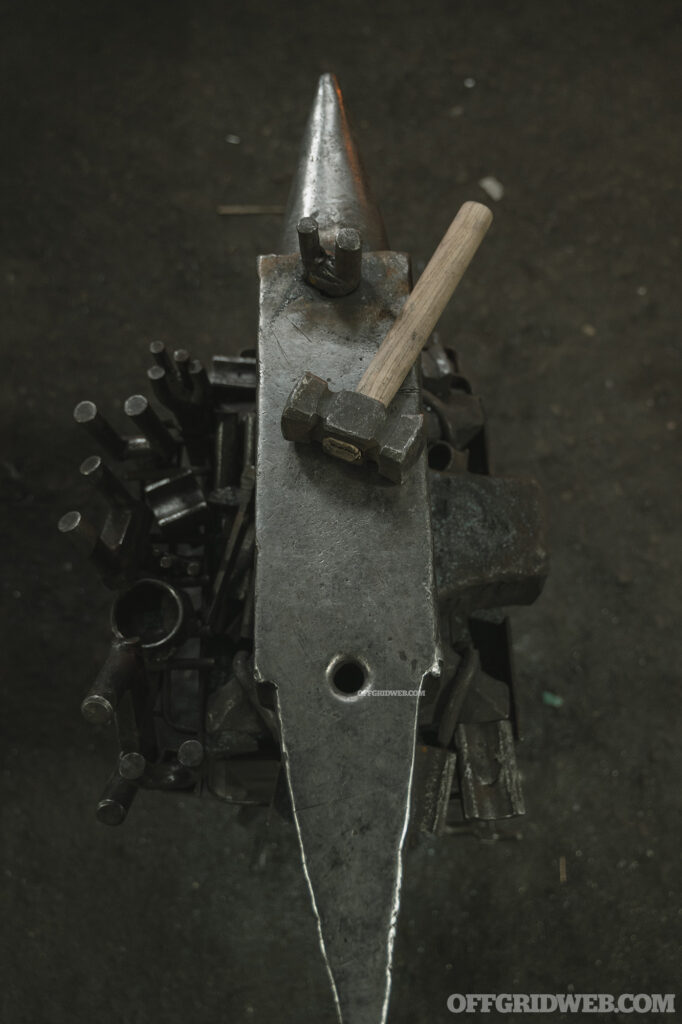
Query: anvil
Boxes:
[{"xmin": 254, "ymin": 73, "xmax": 544, "ymax": 1024}]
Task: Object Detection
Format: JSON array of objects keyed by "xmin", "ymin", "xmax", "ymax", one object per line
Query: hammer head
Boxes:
[{"xmin": 281, "ymin": 372, "xmax": 425, "ymax": 483}]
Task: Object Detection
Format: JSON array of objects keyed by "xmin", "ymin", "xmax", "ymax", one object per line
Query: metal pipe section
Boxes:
[{"xmin": 111, "ymin": 578, "xmax": 185, "ymax": 654}]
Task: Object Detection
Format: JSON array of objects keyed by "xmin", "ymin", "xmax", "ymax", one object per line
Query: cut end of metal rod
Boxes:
[
  {"xmin": 58, "ymin": 510, "xmax": 99, "ymax": 556},
  {"xmin": 96, "ymin": 798, "xmax": 127, "ymax": 826},
  {"xmin": 124, "ymin": 394, "xmax": 148, "ymax": 418},
  {"xmin": 73, "ymin": 401, "xmax": 128, "ymax": 459},
  {"xmin": 73, "ymin": 400, "xmax": 97, "ymax": 424},
  {"xmin": 80, "ymin": 454, "xmax": 102, "ymax": 476},
  {"xmin": 81, "ymin": 694, "xmax": 115, "ymax": 726},
  {"xmin": 124, "ymin": 394, "xmax": 177, "ymax": 458},
  {"xmin": 174, "ymin": 349, "xmax": 193, "ymax": 390},
  {"xmin": 150, "ymin": 340, "xmax": 172, "ymax": 372},
  {"xmin": 178, "ymin": 739, "xmax": 204, "ymax": 767},
  {"xmin": 279, "ymin": 73, "xmax": 387, "ymax": 253},
  {"xmin": 118, "ymin": 751, "xmax": 146, "ymax": 780},
  {"xmin": 58, "ymin": 510, "xmax": 83, "ymax": 534},
  {"xmin": 79, "ymin": 454, "xmax": 133, "ymax": 508},
  {"xmin": 96, "ymin": 771, "xmax": 138, "ymax": 826}
]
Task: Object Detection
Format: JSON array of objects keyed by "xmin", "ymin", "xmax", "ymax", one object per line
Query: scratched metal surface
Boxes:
[{"xmin": 254, "ymin": 252, "xmax": 440, "ymax": 1024}]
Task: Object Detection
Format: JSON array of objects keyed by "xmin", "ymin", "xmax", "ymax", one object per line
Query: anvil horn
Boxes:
[{"xmin": 279, "ymin": 72, "xmax": 388, "ymax": 254}]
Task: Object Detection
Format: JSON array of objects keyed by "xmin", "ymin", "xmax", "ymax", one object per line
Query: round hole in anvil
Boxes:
[{"xmin": 331, "ymin": 658, "xmax": 367, "ymax": 695}]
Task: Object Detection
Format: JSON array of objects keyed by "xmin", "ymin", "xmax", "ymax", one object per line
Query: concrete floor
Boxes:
[{"xmin": 1, "ymin": 1, "xmax": 680, "ymax": 1021}]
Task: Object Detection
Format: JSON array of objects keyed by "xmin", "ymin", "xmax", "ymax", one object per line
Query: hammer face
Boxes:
[
  {"xmin": 377, "ymin": 412, "xmax": 426, "ymax": 483},
  {"xmin": 280, "ymin": 371, "xmax": 328, "ymax": 443},
  {"xmin": 281, "ymin": 375, "xmax": 425, "ymax": 482}
]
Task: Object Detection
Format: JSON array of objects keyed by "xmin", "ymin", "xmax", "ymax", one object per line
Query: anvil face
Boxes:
[{"xmin": 254, "ymin": 251, "xmax": 441, "ymax": 1024}]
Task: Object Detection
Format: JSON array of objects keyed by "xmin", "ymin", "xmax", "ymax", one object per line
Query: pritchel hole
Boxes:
[
  {"xmin": 331, "ymin": 659, "xmax": 366, "ymax": 695},
  {"xmin": 428, "ymin": 442, "xmax": 452, "ymax": 472}
]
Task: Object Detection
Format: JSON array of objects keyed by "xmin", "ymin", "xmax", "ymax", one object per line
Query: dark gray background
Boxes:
[{"xmin": 2, "ymin": 1, "xmax": 680, "ymax": 1022}]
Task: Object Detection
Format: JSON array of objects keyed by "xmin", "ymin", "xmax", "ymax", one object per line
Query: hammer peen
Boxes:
[{"xmin": 281, "ymin": 200, "xmax": 493, "ymax": 482}]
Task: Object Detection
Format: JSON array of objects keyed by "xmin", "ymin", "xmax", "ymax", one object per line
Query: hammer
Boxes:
[{"xmin": 281, "ymin": 201, "xmax": 493, "ymax": 482}]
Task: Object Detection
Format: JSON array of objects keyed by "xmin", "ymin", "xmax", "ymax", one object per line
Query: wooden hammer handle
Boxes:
[{"xmin": 357, "ymin": 201, "xmax": 493, "ymax": 407}]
